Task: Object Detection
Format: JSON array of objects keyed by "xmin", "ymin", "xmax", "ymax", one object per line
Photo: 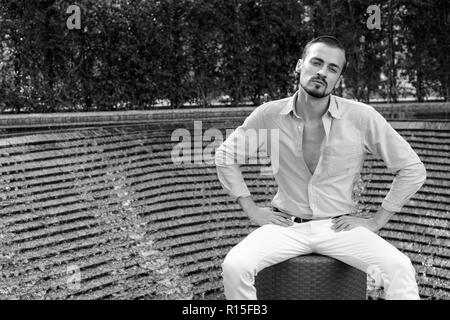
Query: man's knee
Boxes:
[
  {"xmin": 383, "ymin": 253, "xmax": 419, "ymax": 299},
  {"xmin": 395, "ymin": 254, "xmax": 415, "ymax": 272},
  {"xmin": 384, "ymin": 253, "xmax": 415, "ymax": 277},
  {"xmin": 222, "ymin": 225, "xmax": 276, "ymax": 278},
  {"xmin": 222, "ymin": 250, "xmax": 255, "ymax": 283}
]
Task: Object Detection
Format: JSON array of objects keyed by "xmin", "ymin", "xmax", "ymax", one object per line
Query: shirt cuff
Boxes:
[
  {"xmin": 216, "ymin": 164, "xmax": 252, "ymax": 201},
  {"xmin": 381, "ymin": 199, "xmax": 403, "ymax": 213},
  {"xmin": 227, "ymin": 184, "xmax": 251, "ymax": 201}
]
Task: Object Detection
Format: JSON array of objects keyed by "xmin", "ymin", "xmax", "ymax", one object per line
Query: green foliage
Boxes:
[
  {"xmin": 0, "ymin": 0, "xmax": 448, "ymax": 112},
  {"xmin": 397, "ymin": 0, "xmax": 450, "ymax": 102}
]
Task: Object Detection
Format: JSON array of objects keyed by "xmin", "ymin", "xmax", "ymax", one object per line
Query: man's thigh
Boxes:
[
  {"xmin": 225, "ymin": 223, "xmax": 313, "ymax": 273},
  {"xmin": 313, "ymin": 221, "xmax": 408, "ymax": 273}
]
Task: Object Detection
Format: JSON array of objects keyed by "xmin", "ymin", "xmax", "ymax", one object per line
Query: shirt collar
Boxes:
[
  {"xmin": 327, "ymin": 95, "xmax": 341, "ymax": 119},
  {"xmin": 279, "ymin": 90, "xmax": 299, "ymax": 117},
  {"xmin": 279, "ymin": 90, "xmax": 341, "ymax": 120}
]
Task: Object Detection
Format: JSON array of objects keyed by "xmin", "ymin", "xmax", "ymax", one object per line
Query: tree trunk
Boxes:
[
  {"xmin": 80, "ymin": 32, "xmax": 92, "ymax": 110},
  {"xmin": 233, "ymin": 0, "xmax": 242, "ymax": 106},
  {"xmin": 13, "ymin": 55, "xmax": 21, "ymax": 113},
  {"xmin": 446, "ymin": 75, "xmax": 449, "ymax": 102},
  {"xmin": 387, "ymin": 0, "xmax": 398, "ymax": 103},
  {"xmin": 44, "ymin": 6, "xmax": 55, "ymax": 112},
  {"xmin": 416, "ymin": 71, "xmax": 424, "ymax": 102},
  {"xmin": 329, "ymin": 0, "xmax": 335, "ymax": 33}
]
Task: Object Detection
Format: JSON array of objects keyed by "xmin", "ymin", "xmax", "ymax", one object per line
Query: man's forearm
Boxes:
[
  {"xmin": 216, "ymin": 164, "xmax": 251, "ymax": 200},
  {"xmin": 372, "ymin": 206, "xmax": 395, "ymax": 230},
  {"xmin": 238, "ymin": 196, "xmax": 257, "ymax": 214},
  {"xmin": 381, "ymin": 162, "xmax": 427, "ymax": 212}
]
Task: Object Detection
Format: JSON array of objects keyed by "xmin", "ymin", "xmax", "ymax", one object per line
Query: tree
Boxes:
[{"xmin": 184, "ymin": 0, "xmax": 223, "ymax": 108}]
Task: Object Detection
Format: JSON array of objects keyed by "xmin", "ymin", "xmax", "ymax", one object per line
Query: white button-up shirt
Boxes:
[{"xmin": 215, "ymin": 90, "xmax": 427, "ymax": 219}]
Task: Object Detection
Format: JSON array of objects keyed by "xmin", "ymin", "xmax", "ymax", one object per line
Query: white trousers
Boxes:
[{"xmin": 222, "ymin": 219, "xmax": 419, "ymax": 300}]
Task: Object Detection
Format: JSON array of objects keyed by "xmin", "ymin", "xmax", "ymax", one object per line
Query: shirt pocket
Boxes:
[{"xmin": 324, "ymin": 145, "xmax": 363, "ymax": 176}]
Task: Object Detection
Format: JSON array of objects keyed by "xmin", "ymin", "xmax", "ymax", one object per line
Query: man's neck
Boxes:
[{"xmin": 295, "ymin": 87, "xmax": 330, "ymax": 122}]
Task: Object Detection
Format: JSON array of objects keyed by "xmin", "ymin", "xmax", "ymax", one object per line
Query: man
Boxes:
[{"xmin": 214, "ymin": 35, "xmax": 427, "ymax": 300}]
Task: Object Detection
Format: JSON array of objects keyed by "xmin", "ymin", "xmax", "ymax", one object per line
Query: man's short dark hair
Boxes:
[{"xmin": 302, "ymin": 35, "xmax": 347, "ymax": 75}]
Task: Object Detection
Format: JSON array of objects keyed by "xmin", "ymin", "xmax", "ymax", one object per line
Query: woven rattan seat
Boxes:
[{"xmin": 255, "ymin": 254, "xmax": 367, "ymax": 300}]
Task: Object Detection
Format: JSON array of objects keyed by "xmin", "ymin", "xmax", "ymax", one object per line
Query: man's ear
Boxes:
[
  {"xmin": 295, "ymin": 59, "xmax": 303, "ymax": 74},
  {"xmin": 334, "ymin": 74, "xmax": 343, "ymax": 89}
]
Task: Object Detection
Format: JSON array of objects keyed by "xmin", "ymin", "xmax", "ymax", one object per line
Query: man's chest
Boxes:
[
  {"xmin": 271, "ymin": 117, "xmax": 364, "ymax": 176},
  {"xmin": 302, "ymin": 121, "xmax": 326, "ymax": 174}
]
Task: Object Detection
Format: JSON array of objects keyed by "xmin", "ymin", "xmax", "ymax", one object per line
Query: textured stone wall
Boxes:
[{"xmin": 0, "ymin": 106, "xmax": 448, "ymax": 300}]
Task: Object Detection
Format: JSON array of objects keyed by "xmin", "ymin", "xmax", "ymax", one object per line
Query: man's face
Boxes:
[{"xmin": 296, "ymin": 42, "xmax": 346, "ymax": 98}]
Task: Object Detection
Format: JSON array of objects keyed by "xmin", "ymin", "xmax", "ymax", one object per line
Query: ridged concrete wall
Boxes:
[{"xmin": 0, "ymin": 106, "xmax": 448, "ymax": 300}]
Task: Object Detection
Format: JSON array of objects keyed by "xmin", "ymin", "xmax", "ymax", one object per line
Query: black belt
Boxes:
[
  {"xmin": 292, "ymin": 217, "xmax": 312, "ymax": 223},
  {"xmin": 272, "ymin": 207, "xmax": 313, "ymax": 223}
]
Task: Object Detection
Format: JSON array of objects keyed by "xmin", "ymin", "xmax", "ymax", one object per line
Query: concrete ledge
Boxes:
[
  {"xmin": 0, "ymin": 109, "xmax": 253, "ymax": 128},
  {"xmin": 0, "ymin": 102, "xmax": 448, "ymax": 128},
  {"xmin": 389, "ymin": 121, "xmax": 450, "ymax": 130}
]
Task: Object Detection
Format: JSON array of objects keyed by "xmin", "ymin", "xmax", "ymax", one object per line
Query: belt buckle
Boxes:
[
  {"xmin": 293, "ymin": 216, "xmax": 313, "ymax": 223},
  {"xmin": 292, "ymin": 216, "xmax": 306, "ymax": 223}
]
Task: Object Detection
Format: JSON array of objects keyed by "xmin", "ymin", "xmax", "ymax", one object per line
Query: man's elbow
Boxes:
[
  {"xmin": 214, "ymin": 145, "xmax": 227, "ymax": 167},
  {"xmin": 415, "ymin": 162, "xmax": 427, "ymax": 187},
  {"xmin": 399, "ymin": 161, "xmax": 427, "ymax": 188}
]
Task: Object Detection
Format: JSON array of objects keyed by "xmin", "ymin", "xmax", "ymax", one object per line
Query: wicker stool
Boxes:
[{"xmin": 255, "ymin": 254, "xmax": 367, "ymax": 300}]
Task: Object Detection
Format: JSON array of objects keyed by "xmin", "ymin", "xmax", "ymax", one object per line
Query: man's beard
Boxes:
[{"xmin": 300, "ymin": 78, "xmax": 330, "ymax": 98}]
